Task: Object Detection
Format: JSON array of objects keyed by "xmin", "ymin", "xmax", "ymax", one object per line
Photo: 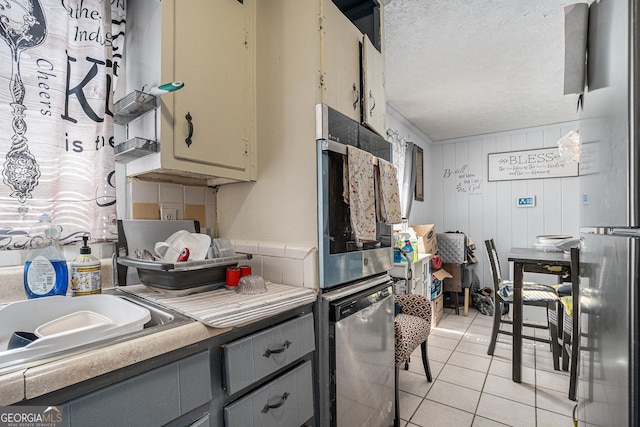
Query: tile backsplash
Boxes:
[
  {"xmin": 129, "ymin": 179, "xmax": 217, "ymax": 235},
  {"xmin": 0, "ymin": 179, "xmax": 319, "ymax": 303},
  {"xmin": 233, "ymin": 240, "xmax": 318, "ymax": 289}
]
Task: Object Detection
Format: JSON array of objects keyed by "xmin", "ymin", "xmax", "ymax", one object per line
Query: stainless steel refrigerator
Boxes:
[{"xmin": 577, "ymin": 0, "xmax": 640, "ymax": 426}]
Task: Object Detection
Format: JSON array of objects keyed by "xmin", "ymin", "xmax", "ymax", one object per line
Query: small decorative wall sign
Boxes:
[{"xmin": 488, "ymin": 147, "xmax": 579, "ymax": 181}]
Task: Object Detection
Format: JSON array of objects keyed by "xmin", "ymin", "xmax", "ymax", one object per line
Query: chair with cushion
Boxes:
[
  {"xmin": 542, "ymin": 247, "xmax": 580, "ymax": 400},
  {"xmin": 394, "ymin": 294, "xmax": 432, "ymax": 427},
  {"xmin": 484, "ymin": 239, "xmax": 562, "ymax": 365}
]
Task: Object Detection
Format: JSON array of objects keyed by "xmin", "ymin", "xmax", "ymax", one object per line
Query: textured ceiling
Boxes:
[{"xmin": 384, "ymin": 0, "xmax": 580, "ymax": 142}]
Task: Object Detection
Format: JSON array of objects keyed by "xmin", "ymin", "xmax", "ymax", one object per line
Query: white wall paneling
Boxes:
[
  {"xmin": 429, "ymin": 143, "xmax": 444, "ymax": 228},
  {"xmin": 431, "ymin": 121, "xmax": 581, "ymax": 296}
]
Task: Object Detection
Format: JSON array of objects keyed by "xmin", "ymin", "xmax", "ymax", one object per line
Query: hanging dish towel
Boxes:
[
  {"xmin": 376, "ymin": 158, "xmax": 402, "ymax": 224},
  {"xmin": 344, "ymin": 146, "xmax": 376, "ymax": 242}
]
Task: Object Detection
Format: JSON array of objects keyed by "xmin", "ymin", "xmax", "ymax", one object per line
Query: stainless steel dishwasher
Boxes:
[{"xmin": 316, "ymin": 274, "xmax": 395, "ymax": 427}]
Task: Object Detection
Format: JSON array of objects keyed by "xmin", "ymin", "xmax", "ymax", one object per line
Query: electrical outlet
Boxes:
[{"xmin": 161, "ymin": 208, "xmax": 177, "ymax": 221}]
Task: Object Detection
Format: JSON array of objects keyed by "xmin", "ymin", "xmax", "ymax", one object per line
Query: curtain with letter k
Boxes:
[{"xmin": 0, "ymin": 0, "xmax": 125, "ymax": 249}]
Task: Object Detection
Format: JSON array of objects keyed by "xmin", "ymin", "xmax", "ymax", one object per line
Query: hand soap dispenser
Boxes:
[
  {"xmin": 70, "ymin": 236, "xmax": 101, "ymax": 296},
  {"xmin": 23, "ymin": 213, "xmax": 68, "ymax": 298}
]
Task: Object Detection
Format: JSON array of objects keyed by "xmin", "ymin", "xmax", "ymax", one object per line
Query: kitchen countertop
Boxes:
[{"xmin": 0, "ymin": 283, "xmax": 317, "ymax": 406}]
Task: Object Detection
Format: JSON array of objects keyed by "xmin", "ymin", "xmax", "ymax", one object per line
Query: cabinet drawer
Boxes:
[
  {"xmin": 223, "ymin": 313, "xmax": 314, "ymax": 395},
  {"xmin": 224, "ymin": 361, "xmax": 313, "ymax": 427}
]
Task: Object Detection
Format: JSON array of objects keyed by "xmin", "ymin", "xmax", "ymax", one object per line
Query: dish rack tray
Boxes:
[{"xmin": 117, "ymin": 254, "xmax": 251, "ymax": 290}]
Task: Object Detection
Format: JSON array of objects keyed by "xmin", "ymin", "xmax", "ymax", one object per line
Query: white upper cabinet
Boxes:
[
  {"xmin": 321, "ymin": 1, "xmax": 363, "ymax": 123},
  {"xmin": 170, "ymin": 0, "xmax": 254, "ymax": 181},
  {"xmin": 122, "ymin": 0, "xmax": 256, "ymax": 186},
  {"xmin": 362, "ymin": 34, "xmax": 386, "ymax": 136},
  {"xmin": 320, "ymin": 0, "xmax": 387, "ymax": 136}
]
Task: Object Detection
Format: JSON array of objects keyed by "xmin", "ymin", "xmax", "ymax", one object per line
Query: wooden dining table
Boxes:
[{"xmin": 507, "ymin": 247, "xmax": 572, "ymax": 382}]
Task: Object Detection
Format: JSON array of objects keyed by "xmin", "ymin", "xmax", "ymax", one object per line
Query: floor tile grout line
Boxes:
[
  {"xmin": 401, "ymin": 308, "xmax": 465, "ymax": 427},
  {"xmin": 402, "ymin": 392, "xmax": 426, "ymax": 426},
  {"xmin": 450, "ymin": 310, "xmax": 530, "ymax": 426},
  {"xmin": 407, "ymin": 308, "xmax": 575, "ymax": 426},
  {"xmin": 432, "ymin": 312, "xmax": 488, "ymax": 425}
]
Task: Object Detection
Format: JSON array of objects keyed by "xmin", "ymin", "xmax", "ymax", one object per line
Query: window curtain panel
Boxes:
[
  {"xmin": 388, "ymin": 129, "xmax": 407, "ymax": 197},
  {"xmin": 0, "ymin": 0, "xmax": 125, "ymax": 249},
  {"xmin": 387, "ymin": 129, "xmax": 415, "ymax": 222}
]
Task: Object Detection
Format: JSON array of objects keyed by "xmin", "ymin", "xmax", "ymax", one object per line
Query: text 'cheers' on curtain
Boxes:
[{"xmin": 0, "ymin": 0, "xmax": 126, "ymax": 249}]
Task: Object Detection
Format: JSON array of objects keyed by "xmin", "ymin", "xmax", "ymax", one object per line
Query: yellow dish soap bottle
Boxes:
[{"xmin": 70, "ymin": 236, "xmax": 101, "ymax": 296}]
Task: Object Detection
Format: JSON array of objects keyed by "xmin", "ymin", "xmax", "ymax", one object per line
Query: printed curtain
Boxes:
[{"xmin": 0, "ymin": 0, "xmax": 125, "ymax": 249}]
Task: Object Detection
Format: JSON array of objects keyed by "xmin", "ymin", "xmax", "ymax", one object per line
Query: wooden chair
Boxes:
[
  {"xmin": 558, "ymin": 246, "xmax": 580, "ymax": 401},
  {"xmin": 394, "ymin": 294, "xmax": 432, "ymax": 427},
  {"xmin": 484, "ymin": 239, "xmax": 562, "ymax": 366}
]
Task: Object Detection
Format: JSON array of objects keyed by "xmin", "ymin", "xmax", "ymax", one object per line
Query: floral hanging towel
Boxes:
[
  {"xmin": 376, "ymin": 158, "xmax": 402, "ymax": 224},
  {"xmin": 346, "ymin": 146, "xmax": 376, "ymax": 242}
]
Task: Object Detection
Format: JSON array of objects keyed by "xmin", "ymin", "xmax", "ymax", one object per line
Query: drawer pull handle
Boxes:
[
  {"xmin": 261, "ymin": 392, "xmax": 290, "ymax": 413},
  {"xmin": 263, "ymin": 340, "xmax": 292, "ymax": 357}
]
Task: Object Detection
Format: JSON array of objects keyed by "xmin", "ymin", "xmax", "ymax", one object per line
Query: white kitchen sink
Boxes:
[{"xmin": 0, "ymin": 294, "xmax": 151, "ymax": 369}]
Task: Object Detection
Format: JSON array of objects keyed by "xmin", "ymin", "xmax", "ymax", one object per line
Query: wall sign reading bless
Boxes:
[{"xmin": 488, "ymin": 147, "xmax": 579, "ymax": 181}]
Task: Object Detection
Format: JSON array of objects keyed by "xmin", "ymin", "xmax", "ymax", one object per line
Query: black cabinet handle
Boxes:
[
  {"xmin": 261, "ymin": 392, "xmax": 290, "ymax": 413},
  {"xmin": 185, "ymin": 112, "xmax": 193, "ymax": 147},
  {"xmin": 352, "ymin": 83, "xmax": 359, "ymax": 111},
  {"xmin": 263, "ymin": 340, "xmax": 291, "ymax": 357},
  {"xmin": 369, "ymin": 90, "xmax": 376, "ymax": 116}
]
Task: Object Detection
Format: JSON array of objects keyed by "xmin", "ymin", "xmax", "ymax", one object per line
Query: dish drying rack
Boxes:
[{"xmin": 117, "ymin": 254, "xmax": 252, "ymax": 291}]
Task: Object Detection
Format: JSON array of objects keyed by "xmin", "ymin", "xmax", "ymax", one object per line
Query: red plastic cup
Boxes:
[
  {"xmin": 239, "ymin": 265, "xmax": 252, "ymax": 277},
  {"xmin": 226, "ymin": 267, "xmax": 241, "ymax": 287}
]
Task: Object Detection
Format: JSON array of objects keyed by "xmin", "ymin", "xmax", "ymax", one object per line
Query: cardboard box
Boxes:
[
  {"xmin": 412, "ymin": 224, "xmax": 438, "ymax": 256},
  {"xmin": 431, "ymin": 267, "xmax": 452, "ymax": 299},
  {"xmin": 432, "ymin": 268, "xmax": 452, "ymax": 282},
  {"xmin": 442, "ymin": 262, "xmax": 476, "ymax": 292}
]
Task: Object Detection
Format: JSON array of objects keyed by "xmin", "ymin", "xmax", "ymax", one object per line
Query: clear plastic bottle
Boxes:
[
  {"xmin": 401, "ymin": 239, "xmax": 414, "ymax": 262},
  {"xmin": 23, "ymin": 213, "xmax": 68, "ymax": 298},
  {"xmin": 70, "ymin": 236, "xmax": 101, "ymax": 296}
]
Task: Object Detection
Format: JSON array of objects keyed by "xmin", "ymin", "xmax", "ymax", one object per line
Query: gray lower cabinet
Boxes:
[
  {"xmin": 222, "ymin": 313, "xmax": 315, "ymax": 395},
  {"xmin": 224, "ymin": 361, "xmax": 313, "ymax": 427},
  {"xmin": 42, "ymin": 305, "xmax": 314, "ymax": 427},
  {"xmin": 213, "ymin": 311, "xmax": 316, "ymax": 427},
  {"xmin": 63, "ymin": 351, "xmax": 211, "ymax": 427}
]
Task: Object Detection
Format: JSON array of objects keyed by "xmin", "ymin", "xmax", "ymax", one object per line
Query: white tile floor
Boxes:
[{"xmin": 398, "ymin": 306, "xmax": 577, "ymax": 427}]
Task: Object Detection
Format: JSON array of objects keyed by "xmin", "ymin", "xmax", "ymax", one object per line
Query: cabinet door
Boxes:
[
  {"xmin": 362, "ymin": 35, "xmax": 386, "ymax": 136},
  {"xmin": 171, "ymin": 0, "xmax": 254, "ymax": 179},
  {"xmin": 321, "ymin": 0, "xmax": 362, "ymax": 123},
  {"xmin": 64, "ymin": 352, "xmax": 211, "ymax": 427}
]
